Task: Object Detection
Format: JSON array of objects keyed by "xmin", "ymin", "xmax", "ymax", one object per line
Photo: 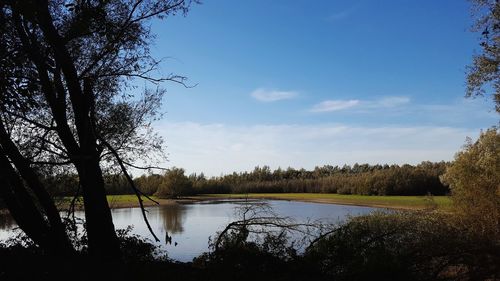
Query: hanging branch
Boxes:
[{"xmin": 98, "ymin": 136, "xmax": 160, "ymax": 242}]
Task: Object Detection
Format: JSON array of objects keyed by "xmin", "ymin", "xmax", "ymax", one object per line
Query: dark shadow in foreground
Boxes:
[{"xmin": 0, "ymin": 210, "xmax": 499, "ymax": 281}]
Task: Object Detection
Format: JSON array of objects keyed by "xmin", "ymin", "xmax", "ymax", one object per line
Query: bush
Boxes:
[
  {"xmin": 117, "ymin": 226, "xmax": 161, "ymax": 262},
  {"xmin": 304, "ymin": 212, "xmax": 499, "ymax": 281},
  {"xmin": 196, "ymin": 210, "xmax": 499, "ymax": 281}
]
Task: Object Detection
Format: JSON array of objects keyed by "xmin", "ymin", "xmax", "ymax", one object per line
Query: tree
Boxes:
[
  {"xmin": 441, "ymin": 128, "xmax": 500, "ymax": 239},
  {"xmin": 0, "ymin": 0, "xmax": 195, "ymax": 259},
  {"xmin": 467, "ymin": 0, "xmax": 500, "ymax": 112},
  {"xmin": 156, "ymin": 167, "xmax": 194, "ymax": 198}
]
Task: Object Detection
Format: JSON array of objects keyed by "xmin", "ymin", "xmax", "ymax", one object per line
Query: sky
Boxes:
[{"xmin": 140, "ymin": 0, "xmax": 498, "ymax": 176}]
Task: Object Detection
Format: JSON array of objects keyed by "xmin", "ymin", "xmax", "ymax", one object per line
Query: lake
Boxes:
[{"xmin": 0, "ymin": 199, "xmax": 376, "ymax": 261}]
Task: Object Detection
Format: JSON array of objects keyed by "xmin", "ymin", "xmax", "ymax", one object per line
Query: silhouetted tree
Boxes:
[{"xmin": 0, "ymin": 0, "xmax": 195, "ymax": 259}]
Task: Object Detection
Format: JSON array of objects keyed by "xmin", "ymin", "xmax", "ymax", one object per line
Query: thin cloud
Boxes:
[
  {"xmin": 310, "ymin": 96, "xmax": 410, "ymax": 113},
  {"xmin": 251, "ymin": 88, "xmax": 298, "ymax": 102},
  {"xmin": 310, "ymin": 100, "xmax": 360, "ymax": 112},
  {"xmin": 374, "ymin": 96, "xmax": 411, "ymax": 107}
]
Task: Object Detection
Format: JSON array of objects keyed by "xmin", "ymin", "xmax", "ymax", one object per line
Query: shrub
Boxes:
[{"xmin": 304, "ymin": 212, "xmax": 499, "ymax": 281}]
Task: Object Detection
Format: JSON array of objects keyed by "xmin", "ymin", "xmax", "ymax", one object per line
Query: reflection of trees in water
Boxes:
[
  {"xmin": 159, "ymin": 204, "xmax": 187, "ymax": 234},
  {"xmin": 0, "ymin": 212, "xmax": 16, "ymax": 230}
]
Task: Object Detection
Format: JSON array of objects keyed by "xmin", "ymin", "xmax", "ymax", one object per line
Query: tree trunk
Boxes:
[
  {"xmin": 77, "ymin": 157, "xmax": 121, "ymax": 259},
  {"xmin": 0, "ymin": 124, "xmax": 74, "ymax": 256},
  {"xmin": 30, "ymin": 1, "xmax": 122, "ymax": 259},
  {"xmin": 0, "ymin": 149, "xmax": 74, "ymax": 256},
  {"xmin": 0, "ymin": 152, "xmax": 49, "ymax": 246}
]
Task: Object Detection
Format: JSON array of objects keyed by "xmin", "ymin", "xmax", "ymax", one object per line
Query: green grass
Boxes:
[
  {"xmin": 55, "ymin": 193, "xmax": 452, "ymax": 210},
  {"xmin": 106, "ymin": 194, "xmax": 155, "ymax": 203},
  {"xmin": 196, "ymin": 193, "xmax": 452, "ymax": 210},
  {"xmin": 55, "ymin": 195, "xmax": 160, "ymax": 209}
]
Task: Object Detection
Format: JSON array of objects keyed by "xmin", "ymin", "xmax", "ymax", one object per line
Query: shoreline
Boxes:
[
  {"xmin": 0, "ymin": 194, "xmax": 451, "ymax": 213},
  {"xmin": 101, "ymin": 196, "xmax": 437, "ymax": 211},
  {"xmin": 100, "ymin": 193, "xmax": 450, "ymax": 211}
]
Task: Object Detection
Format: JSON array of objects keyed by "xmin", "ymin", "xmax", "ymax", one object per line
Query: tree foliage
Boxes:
[
  {"xmin": 155, "ymin": 167, "xmax": 194, "ymax": 198},
  {"xmin": 467, "ymin": 0, "xmax": 500, "ymax": 112},
  {"xmin": 441, "ymin": 128, "xmax": 500, "ymax": 239}
]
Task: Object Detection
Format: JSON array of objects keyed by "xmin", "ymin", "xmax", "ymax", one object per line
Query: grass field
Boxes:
[
  {"xmin": 106, "ymin": 194, "xmax": 151, "ymax": 203},
  {"xmin": 195, "ymin": 193, "xmax": 452, "ymax": 210},
  {"xmin": 54, "ymin": 193, "xmax": 452, "ymax": 210},
  {"xmin": 55, "ymin": 195, "xmax": 161, "ymax": 209}
]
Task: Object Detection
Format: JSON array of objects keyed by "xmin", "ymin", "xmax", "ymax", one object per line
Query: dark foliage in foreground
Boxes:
[
  {"xmin": 0, "ymin": 211, "xmax": 498, "ymax": 281},
  {"xmin": 202, "ymin": 212, "xmax": 499, "ymax": 281},
  {"xmin": 305, "ymin": 213, "xmax": 499, "ymax": 281}
]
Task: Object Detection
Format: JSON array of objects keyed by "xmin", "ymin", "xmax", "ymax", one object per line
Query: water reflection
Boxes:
[{"xmin": 157, "ymin": 204, "xmax": 187, "ymax": 234}]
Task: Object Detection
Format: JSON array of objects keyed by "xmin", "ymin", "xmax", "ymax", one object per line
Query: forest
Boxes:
[
  {"xmin": 139, "ymin": 161, "xmax": 450, "ymax": 196},
  {"xmin": 39, "ymin": 161, "xmax": 450, "ymax": 197}
]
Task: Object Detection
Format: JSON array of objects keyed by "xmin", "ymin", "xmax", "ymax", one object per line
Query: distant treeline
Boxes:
[
  {"xmin": 187, "ymin": 162, "xmax": 450, "ymax": 196},
  {"xmin": 42, "ymin": 174, "xmax": 132, "ymax": 197},
  {"xmin": 42, "ymin": 161, "xmax": 450, "ymax": 197}
]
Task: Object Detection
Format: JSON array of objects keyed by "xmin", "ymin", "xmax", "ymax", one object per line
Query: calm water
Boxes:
[{"xmin": 0, "ymin": 200, "xmax": 376, "ymax": 261}]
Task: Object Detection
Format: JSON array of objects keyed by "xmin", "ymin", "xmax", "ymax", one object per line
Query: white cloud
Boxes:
[
  {"xmin": 251, "ymin": 88, "xmax": 298, "ymax": 102},
  {"xmin": 310, "ymin": 100, "xmax": 360, "ymax": 112},
  {"xmin": 153, "ymin": 121, "xmax": 478, "ymax": 176},
  {"xmin": 310, "ymin": 96, "xmax": 410, "ymax": 113}
]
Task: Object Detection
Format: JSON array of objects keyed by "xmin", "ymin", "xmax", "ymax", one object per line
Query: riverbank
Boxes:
[
  {"xmin": 51, "ymin": 193, "xmax": 451, "ymax": 211},
  {"xmin": 194, "ymin": 193, "xmax": 452, "ymax": 210}
]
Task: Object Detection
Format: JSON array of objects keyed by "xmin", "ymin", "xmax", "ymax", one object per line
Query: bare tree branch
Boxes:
[
  {"xmin": 98, "ymin": 136, "xmax": 160, "ymax": 242},
  {"xmin": 121, "ymin": 160, "xmax": 168, "ymax": 171}
]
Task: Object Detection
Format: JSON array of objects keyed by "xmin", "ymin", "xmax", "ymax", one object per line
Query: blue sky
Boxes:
[{"xmin": 141, "ymin": 0, "xmax": 498, "ymax": 176}]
